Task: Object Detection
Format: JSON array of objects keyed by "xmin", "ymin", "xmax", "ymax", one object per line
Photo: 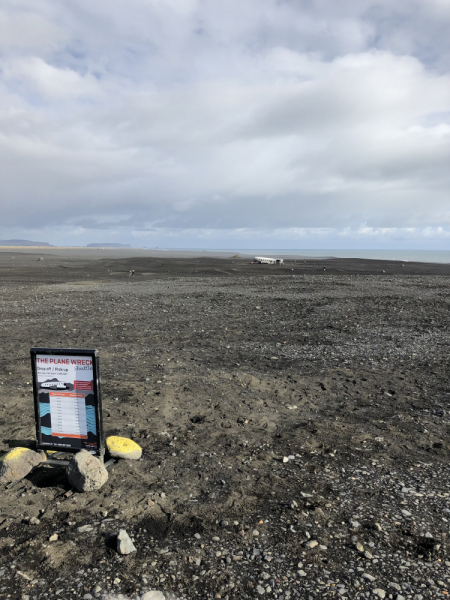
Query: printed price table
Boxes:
[{"xmin": 49, "ymin": 392, "xmax": 88, "ymax": 439}]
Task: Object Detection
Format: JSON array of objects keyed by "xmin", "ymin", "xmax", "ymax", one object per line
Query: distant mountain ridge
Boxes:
[
  {"xmin": 0, "ymin": 239, "xmax": 52, "ymax": 246},
  {"xmin": 86, "ymin": 243, "xmax": 131, "ymax": 247}
]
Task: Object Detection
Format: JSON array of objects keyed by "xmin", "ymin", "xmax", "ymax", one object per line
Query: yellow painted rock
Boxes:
[
  {"xmin": 0, "ymin": 447, "xmax": 46, "ymax": 484},
  {"xmin": 106, "ymin": 436, "xmax": 142, "ymax": 460}
]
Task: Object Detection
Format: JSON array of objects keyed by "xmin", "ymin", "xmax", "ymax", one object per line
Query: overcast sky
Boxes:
[{"xmin": 1, "ymin": 0, "xmax": 449, "ymax": 249}]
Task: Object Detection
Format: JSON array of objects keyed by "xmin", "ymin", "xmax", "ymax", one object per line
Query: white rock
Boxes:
[
  {"xmin": 141, "ymin": 592, "xmax": 165, "ymax": 600},
  {"xmin": 117, "ymin": 529, "xmax": 136, "ymax": 555}
]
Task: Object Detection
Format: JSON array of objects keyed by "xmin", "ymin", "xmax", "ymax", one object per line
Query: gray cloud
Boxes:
[{"xmin": 0, "ymin": 0, "xmax": 449, "ymax": 247}]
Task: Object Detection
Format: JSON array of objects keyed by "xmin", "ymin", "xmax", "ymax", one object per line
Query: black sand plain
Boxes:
[{"xmin": 1, "ymin": 249, "xmax": 450, "ymax": 600}]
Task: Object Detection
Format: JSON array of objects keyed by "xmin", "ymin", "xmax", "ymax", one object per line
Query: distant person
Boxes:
[
  {"xmin": 131, "ymin": 270, "xmax": 135, "ymax": 278},
  {"xmin": 128, "ymin": 270, "xmax": 132, "ymax": 283}
]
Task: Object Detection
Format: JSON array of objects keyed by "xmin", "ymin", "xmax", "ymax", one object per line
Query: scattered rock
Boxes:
[
  {"xmin": 66, "ymin": 450, "xmax": 108, "ymax": 492},
  {"xmin": 49, "ymin": 534, "xmax": 58, "ymax": 542},
  {"xmin": 0, "ymin": 448, "xmax": 46, "ymax": 484},
  {"xmin": 362, "ymin": 573, "xmax": 376, "ymax": 582},
  {"xmin": 355, "ymin": 542, "xmax": 364, "ymax": 553},
  {"xmin": 305, "ymin": 540, "xmax": 318, "ymax": 549},
  {"xmin": 373, "ymin": 589, "xmax": 386, "ymax": 599},
  {"xmin": 117, "ymin": 529, "xmax": 136, "ymax": 555},
  {"xmin": 106, "ymin": 436, "xmax": 142, "ymax": 460}
]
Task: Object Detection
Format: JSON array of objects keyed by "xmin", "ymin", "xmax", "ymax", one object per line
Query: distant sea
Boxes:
[{"xmin": 175, "ymin": 249, "xmax": 450, "ymax": 264}]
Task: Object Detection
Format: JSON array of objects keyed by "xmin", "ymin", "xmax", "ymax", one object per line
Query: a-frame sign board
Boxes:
[{"xmin": 30, "ymin": 348, "xmax": 104, "ymax": 457}]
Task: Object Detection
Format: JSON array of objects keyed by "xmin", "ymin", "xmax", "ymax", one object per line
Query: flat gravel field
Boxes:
[{"xmin": 1, "ymin": 251, "xmax": 450, "ymax": 600}]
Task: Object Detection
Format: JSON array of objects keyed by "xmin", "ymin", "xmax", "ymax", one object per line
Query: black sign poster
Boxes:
[{"xmin": 31, "ymin": 348, "xmax": 104, "ymax": 456}]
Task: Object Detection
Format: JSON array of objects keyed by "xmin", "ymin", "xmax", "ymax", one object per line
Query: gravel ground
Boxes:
[{"xmin": 1, "ymin": 255, "xmax": 450, "ymax": 600}]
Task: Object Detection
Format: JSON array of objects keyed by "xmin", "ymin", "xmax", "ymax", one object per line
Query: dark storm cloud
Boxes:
[{"xmin": 0, "ymin": 0, "xmax": 449, "ymax": 246}]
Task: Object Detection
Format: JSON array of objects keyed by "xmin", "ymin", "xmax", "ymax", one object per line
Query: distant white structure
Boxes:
[{"xmin": 254, "ymin": 256, "xmax": 284, "ymax": 265}]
